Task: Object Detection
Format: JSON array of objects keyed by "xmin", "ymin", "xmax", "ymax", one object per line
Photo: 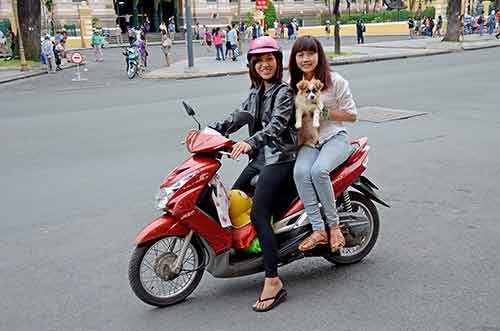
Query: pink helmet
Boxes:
[{"xmin": 247, "ymin": 36, "xmax": 282, "ymax": 62}]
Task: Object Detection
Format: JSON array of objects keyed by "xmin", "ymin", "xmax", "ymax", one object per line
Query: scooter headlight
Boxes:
[{"xmin": 155, "ymin": 171, "xmax": 198, "ymax": 210}]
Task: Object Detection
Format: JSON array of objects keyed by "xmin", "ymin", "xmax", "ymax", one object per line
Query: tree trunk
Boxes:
[
  {"xmin": 373, "ymin": 0, "xmax": 378, "ymax": 12},
  {"xmin": 333, "ymin": 0, "xmax": 341, "ymax": 54},
  {"xmin": 17, "ymin": 0, "xmax": 41, "ymax": 61},
  {"xmin": 443, "ymin": 0, "xmax": 462, "ymax": 42},
  {"xmin": 496, "ymin": 0, "xmax": 500, "ymax": 10}
]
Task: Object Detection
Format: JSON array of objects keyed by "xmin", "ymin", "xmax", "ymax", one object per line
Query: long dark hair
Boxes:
[
  {"xmin": 248, "ymin": 52, "xmax": 283, "ymax": 88},
  {"xmin": 289, "ymin": 35, "xmax": 332, "ymax": 94}
]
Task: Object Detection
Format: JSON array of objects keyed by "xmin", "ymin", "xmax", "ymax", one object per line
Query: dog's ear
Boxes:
[
  {"xmin": 314, "ymin": 79, "xmax": 324, "ymax": 91},
  {"xmin": 296, "ymin": 80, "xmax": 308, "ymax": 92}
]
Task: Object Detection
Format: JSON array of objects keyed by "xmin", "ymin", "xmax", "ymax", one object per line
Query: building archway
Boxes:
[{"xmin": 114, "ymin": 0, "xmax": 179, "ymax": 32}]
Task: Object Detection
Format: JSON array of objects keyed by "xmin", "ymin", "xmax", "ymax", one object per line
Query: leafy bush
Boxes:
[
  {"xmin": 0, "ymin": 19, "xmax": 10, "ymax": 36},
  {"xmin": 320, "ymin": 9, "xmax": 412, "ymax": 25},
  {"xmin": 91, "ymin": 16, "xmax": 101, "ymax": 29},
  {"xmin": 245, "ymin": 11, "xmax": 256, "ymax": 26},
  {"xmin": 422, "ymin": 6, "xmax": 436, "ymax": 19},
  {"xmin": 63, "ymin": 23, "xmax": 78, "ymax": 36}
]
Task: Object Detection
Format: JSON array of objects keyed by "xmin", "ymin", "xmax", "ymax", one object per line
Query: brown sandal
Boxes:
[
  {"xmin": 329, "ymin": 225, "xmax": 346, "ymax": 252},
  {"xmin": 298, "ymin": 231, "xmax": 328, "ymax": 251}
]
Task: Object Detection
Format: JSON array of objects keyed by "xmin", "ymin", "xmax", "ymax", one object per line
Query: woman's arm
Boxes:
[
  {"xmin": 208, "ymin": 96, "xmax": 251, "ymax": 136},
  {"xmin": 325, "ymin": 75, "xmax": 358, "ymax": 123}
]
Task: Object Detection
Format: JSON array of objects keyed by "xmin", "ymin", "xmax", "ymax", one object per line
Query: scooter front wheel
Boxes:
[
  {"xmin": 128, "ymin": 235, "xmax": 205, "ymax": 307},
  {"xmin": 127, "ymin": 63, "xmax": 137, "ymax": 79}
]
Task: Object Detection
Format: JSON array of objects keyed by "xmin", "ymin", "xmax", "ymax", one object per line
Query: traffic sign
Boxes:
[
  {"xmin": 71, "ymin": 52, "xmax": 84, "ymax": 65},
  {"xmin": 256, "ymin": 0, "xmax": 268, "ymax": 10}
]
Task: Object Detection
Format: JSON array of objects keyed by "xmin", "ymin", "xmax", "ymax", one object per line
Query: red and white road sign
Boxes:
[
  {"xmin": 256, "ymin": 0, "xmax": 268, "ymax": 10},
  {"xmin": 71, "ymin": 52, "xmax": 84, "ymax": 65}
]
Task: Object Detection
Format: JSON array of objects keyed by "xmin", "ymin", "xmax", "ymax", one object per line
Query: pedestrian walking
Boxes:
[
  {"xmin": 42, "ymin": 35, "xmax": 56, "ymax": 73},
  {"xmin": 478, "ymin": 11, "xmax": 484, "ymax": 36},
  {"xmin": 279, "ymin": 22, "xmax": 285, "ymax": 39},
  {"xmin": 144, "ymin": 15, "xmax": 151, "ymax": 32},
  {"xmin": 251, "ymin": 24, "xmax": 258, "ymax": 40},
  {"xmin": 287, "ymin": 20, "xmax": 294, "ymax": 41},
  {"xmin": 435, "ymin": 16, "xmax": 443, "ymax": 37},
  {"xmin": 356, "ymin": 20, "xmax": 365, "ymax": 44},
  {"xmin": 168, "ymin": 20, "xmax": 176, "ymax": 40},
  {"xmin": 429, "ymin": 17, "xmax": 435, "ymax": 37},
  {"xmin": 204, "ymin": 26, "xmax": 212, "ymax": 53},
  {"xmin": 194, "ymin": 22, "xmax": 200, "ymax": 40},
  {"xmin": 273, "ymin": 20, "xmax": 279, "ymax": 38},
  {"xmin": 496, "ymin": 11, "xmax": 500, "ymax": 38},
  {"xmin": 7, "ymin": 27, "xmax": 17, "ymax": 58},
  {"xmin": 124, "ymin": 14, "xmax": 131, "ymax": 28},
  {"xmin": 53, "ymin": 40, "xmax": 63, "ymax": 70},
  {"xmin": 227, "ymin": 24, "xmax": 239, "ymax": 61},
  {"xmin": 160, "ymin": 29, "xmax": 172, "ymax": 66},
  {"xmin": 408, "ymin": 17, "xmax": 416, "ymax": 39},
  {"xmin": 415, "ymin": 17, "xmax": 422, "ymax": 37},
  {"xmin": 325, "ymin": 20, "xmax": 331, "ymax": 39},
  {"xmin": 91, "ymin": 29, "xmax": 104, "ymax": 62},
  {"xmin": 487, "ymin": 10, "xmax": 495, "ymax": 34},
  {"xmin": 136, "ymin": 34, "xmax": 147, "ymax": 68},
  {"xmin": 224, "ymin": 25, "xmax": 233, "ymax": 60},
  {"xmin": 213, "ymin": 27, "xmax": 224, "ymax": 61}
]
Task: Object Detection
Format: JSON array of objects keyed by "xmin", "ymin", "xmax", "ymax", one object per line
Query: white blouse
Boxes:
[{"xmin": 319, "ymin": 72, "xmax": 357, "ymax": 145}]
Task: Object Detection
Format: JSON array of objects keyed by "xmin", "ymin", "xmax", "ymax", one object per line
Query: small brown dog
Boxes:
[{"xmin": 295, "ymin": 79, "xmax": 324, "ymax": 147}]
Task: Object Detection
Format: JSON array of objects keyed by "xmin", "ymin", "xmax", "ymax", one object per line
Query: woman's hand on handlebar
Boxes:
[{"xmin": 231, "ymin": 141, "xmax": 252, "ymax": 160}]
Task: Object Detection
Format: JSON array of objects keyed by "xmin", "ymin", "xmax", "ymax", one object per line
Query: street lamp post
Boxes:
[
  {"xmin": 11, "ymin": 0, "xmax": 28, "ymax": 71},
  {"xmin": 185, "ymin": 0, "xmax": 194, "ymax": 67}
]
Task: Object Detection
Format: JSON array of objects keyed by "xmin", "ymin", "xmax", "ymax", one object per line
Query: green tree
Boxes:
[{"xmin": 264, "ymin": 0, "xmax": 278, "ymax": 29}]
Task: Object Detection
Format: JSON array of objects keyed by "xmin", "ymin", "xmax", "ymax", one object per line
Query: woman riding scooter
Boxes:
[{"xmin": 209, "ymin": 36, "xmax": 296, "ymax": 312}]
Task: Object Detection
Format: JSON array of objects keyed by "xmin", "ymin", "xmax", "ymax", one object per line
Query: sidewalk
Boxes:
[
  {"xmin": 143, "ymin": 34, "xmax": 500, "ymax": 80},
  {"xmin": 0, "ymin": 62, "xmax": 77, "ymax": 84}
]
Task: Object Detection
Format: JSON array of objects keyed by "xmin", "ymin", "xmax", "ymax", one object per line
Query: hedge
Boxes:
[{"xmin": 320, "ymin": 7, "xmax": 436, "ymax": 25}]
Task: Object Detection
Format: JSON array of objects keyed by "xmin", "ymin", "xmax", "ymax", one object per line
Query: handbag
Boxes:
[
  {"xmin": 233, "ymin": 46, "xmax": 240, "ymax": 58},
  {"xmin": 162, "ymin": 38, "xmax": 172, "ymax": 48}
]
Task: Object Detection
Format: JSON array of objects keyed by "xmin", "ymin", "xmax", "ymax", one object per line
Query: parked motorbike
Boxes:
[{"xmin": 128, "ymin": 102, "xmax": 389, "ymax": 307}]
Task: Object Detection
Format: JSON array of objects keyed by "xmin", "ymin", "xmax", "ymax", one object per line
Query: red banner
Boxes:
[{"xmin": 256, "ymin": 0, "xmax": 268, "ymax": 10}]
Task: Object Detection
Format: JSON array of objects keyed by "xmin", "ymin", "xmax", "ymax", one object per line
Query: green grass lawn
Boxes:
[{"xmin": 0, "ymin": 59, "xmax": 37, "ymax": 68}]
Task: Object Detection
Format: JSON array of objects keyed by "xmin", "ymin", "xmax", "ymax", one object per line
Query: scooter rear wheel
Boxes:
[
  {"xmin": 323, "ymin": 191, "xmax": 379, "ymax": 265},
  {"xmin": 128, "ymin": 236, "xmax": 205, "ymax": 307}
]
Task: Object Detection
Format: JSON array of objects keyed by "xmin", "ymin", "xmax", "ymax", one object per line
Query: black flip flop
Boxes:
[{"xmin": 252, "ymin": 288, "xmax": 288, "ymax": 312}]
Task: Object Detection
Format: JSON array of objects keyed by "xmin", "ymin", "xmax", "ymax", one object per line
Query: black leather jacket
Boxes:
[{"xmin": 209, "ymin": 81, "xmax": 297, "ymax": 165}]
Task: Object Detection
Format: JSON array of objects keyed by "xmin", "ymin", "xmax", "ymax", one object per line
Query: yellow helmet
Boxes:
[{"xmin": 229, "ymin": 190, "xmax": 252, "ymax": 228}]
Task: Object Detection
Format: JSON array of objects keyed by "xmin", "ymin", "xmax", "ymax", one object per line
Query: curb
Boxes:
[
  {"xmin": 143, "ymin": 49, "xmax": 454, "ymax": 81},
  {"xmin": 0, "ymin": 63, "xmax": 78, "ymax": 85}
]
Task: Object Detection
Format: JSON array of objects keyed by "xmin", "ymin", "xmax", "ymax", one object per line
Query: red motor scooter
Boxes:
[{"xmin": 128, "ymin": 102, "xmax": 389, "ymax": 307}]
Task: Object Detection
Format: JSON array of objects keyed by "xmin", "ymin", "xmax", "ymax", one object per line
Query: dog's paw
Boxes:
[{"xmin": 312, "ymin": 121, "xmax": 320, "ymax": 128}]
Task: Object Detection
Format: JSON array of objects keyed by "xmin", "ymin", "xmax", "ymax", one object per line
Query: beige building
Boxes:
[{"xmin": 0, "ymin": 0, "xmax": 487, "ymax": 34}]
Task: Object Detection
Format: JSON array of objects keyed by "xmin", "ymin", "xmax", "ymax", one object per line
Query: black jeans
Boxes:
[{"xmin": 234, "ymin": 161, "xmax": 296, "ymax": 278}]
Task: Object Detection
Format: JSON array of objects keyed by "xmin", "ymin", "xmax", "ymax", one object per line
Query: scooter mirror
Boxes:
[{"xmin": 182, "ymin": 101, "xmax": 196, "ymax": 116}]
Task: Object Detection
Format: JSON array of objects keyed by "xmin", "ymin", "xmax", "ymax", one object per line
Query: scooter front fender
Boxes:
[{"xmin": 135, "ymin": 214, "xmax": 189, "ymax": 245}]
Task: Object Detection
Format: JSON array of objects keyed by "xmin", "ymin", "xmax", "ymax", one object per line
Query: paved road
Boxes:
[
  {"xmin": 73, "ymin": 35, "xmax": 407, "ymax": 81},
  {"xmin": 1, "ymin": 47, "xmax": 500, "ymax": 331}
]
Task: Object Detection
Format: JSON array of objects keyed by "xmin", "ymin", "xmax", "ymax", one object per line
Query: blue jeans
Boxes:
[
  {"xmin": 215, "ymin": 44, "xmax": 224, "ymax": 60},
  {"xmin": 293, "ymin": 132, "xmax": 351, "ymax": 231}
]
